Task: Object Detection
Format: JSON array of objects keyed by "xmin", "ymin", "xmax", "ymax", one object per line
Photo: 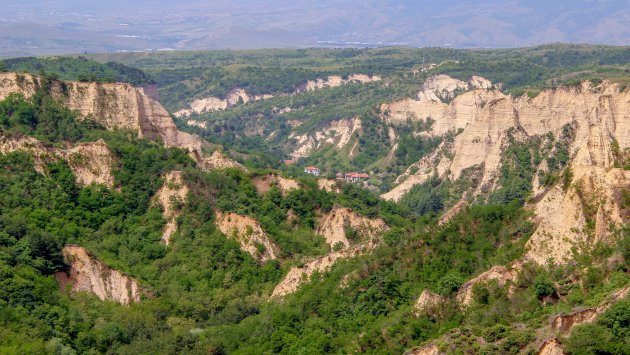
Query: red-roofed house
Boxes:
[{"xmin": 344, "ymin": 172, "xmax": 370, "ymax": 181}]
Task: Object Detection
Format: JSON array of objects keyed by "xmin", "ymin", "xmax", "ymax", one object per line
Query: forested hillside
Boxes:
[{"xmin": 0, "ymin": 45, "xmax": 629, "ymax": 354}]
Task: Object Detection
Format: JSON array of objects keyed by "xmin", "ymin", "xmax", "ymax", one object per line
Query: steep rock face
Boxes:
[
  {"xmin": 0, "ymin": 72, "xmax": 204, "ymax": 161},
  {"xmin": 456, "ymin": 265, "xmax": 518, "ymax": 306},
  {"xmin": 316, "ymin": 207, "xmax": 389, "ymax": 249},
  {"xmin": 252, "ymin": 174, "xmax": 300, "ymax": 195},
  {"xmin": 155, "ymin": 171, "xmax": 189, "ymax": 245},
  {"xmin": 295, "ymin": 74, "xmax": 381, "ymax": 93},
  {"xmin": 0, "ymin": 135, "xmax": 115, "ymax": 188},
  {"xmin": 383, "ymin": 80, "xmax": 630, "ymax": 264},
  {"xmin": 215, "ymin": 211, "xmax": 279, "ymax": 261},
  {"xmin": 525, "ymin": 166, "xmax": 630, "ymax": 264},
  {"xmin": 56, "ymin": 245, "xmax": 141, "ymax": 305},
  {"xmin": 382, "ymin": 80, "xmax": 630, "ymax": 200},
  {"xmin": 290, "ymin": 117, "xmax": 361, "ymax": 158},
  {"xmin": 271, "ymin": 238, "xmax": 379, "ymax": 297}
]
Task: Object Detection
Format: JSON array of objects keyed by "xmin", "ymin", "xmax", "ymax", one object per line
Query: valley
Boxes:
[{"xmin": 0, "ymin": 44, "xmax": 629, "ymax": 354}]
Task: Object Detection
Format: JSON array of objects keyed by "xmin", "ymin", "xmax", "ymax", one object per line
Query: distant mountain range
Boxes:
[{"xmin": 0, "ymin": 0, "xmax": 628, "ymax": 56}]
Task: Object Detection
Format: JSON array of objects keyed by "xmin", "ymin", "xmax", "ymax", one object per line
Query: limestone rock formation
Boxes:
[
  {"xmin": 155, "ymin": 171, "xmax": 189, "ymax": 245},
  {"xmin": 271, "ymin": 238, "xmax": 379, "ymax": 297},
  {"xmin": 55, "ymin": 245, "xmax": 141, "ymax": 305},
  {"xmin": 215, "ymin": 211, "xmax": 279, "ymax": 261},
  {"xmin": 316, "ymin": 207, "xmax": 389, "ymax": 249}
]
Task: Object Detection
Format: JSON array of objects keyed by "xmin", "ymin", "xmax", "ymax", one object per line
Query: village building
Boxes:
[
  {"xmin": 304, "ymin": 166, "xmax": 320, "ymax": 176},
  {"xmin": 344, "ymin": 172, "xmax": 370, "ymax": 182}
]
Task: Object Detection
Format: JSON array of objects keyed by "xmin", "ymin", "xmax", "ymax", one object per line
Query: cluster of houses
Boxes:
[{"xmin": 303, "ymin": 166, "xmax": 371, "ymax": 183}]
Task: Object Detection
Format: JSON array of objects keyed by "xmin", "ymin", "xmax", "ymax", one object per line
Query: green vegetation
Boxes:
[
  {"xmin": 1, "ymin": 56, "xmax": 154, "ymax": 86},
  {"xmin": 0, "ymin": 45, "xmax": 629, "ymax": 353}
]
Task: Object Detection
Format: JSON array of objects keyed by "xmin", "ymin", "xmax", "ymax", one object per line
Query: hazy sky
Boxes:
[{"xmin": 1, "ymin": 1, "xmax": 628, "ymax": 56}]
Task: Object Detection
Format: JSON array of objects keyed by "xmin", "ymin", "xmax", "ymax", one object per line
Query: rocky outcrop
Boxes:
[
  {"xmin": 416, "ymin": 74, "xmax": 492, "ymax": 102},
  {"xmin": 290, "ymin": 117, "xmax": 361, "ymax": 158},
  {"xmin": 538, "ymin": 338, "xmax": 565, "ymax": 355},
  {"xmin": 414, "ymin": 290, "xmax": 445, "ymax": 316},
  {"xmin": 252, "ymin": 174, "xmax": 300, "ymax": 195},
  {"xmin": 405, "ymin": 344, "xmax": 441, "ymax": 355},
  {"xmin": 456, "ymin": 265, "xmax": 518, "ymax": 306},
  {"xmin": 0, "ymin": 72, "xmax": 205, "ymax": 162},
  {"xmin": 317, "ymin": 178, "xmax": 339, "ymax": 193},
  {"xmin": 316, "ymin": 207, "xmax": 389, "ymax": 249},
  {"xmin": 202, "ymin": 150, "xmax": 246, "ymax": 171},
  {"xmin": 271, "ymin": 238, "xmax": 379, "ymax": 297},
  {"xmin": 0, "ymin": 135, "xmax": 115, "ymax": 188},
  {"xmin": 215, "ymin": 211, "xmax": 279, "ymax": 261},
  {"xmin": 62, "ymin": 140, "xmax": 116, "ymax": 187},
  {"xmin": 55, "ymin": 245, "xmax": 141, "ymax": 305},
  {"xmin": 549, "ymin": 285, "xmax": 630, "ymax": 336},
  {"xmin": 525, "ymin": 166, "xmax": 630, "ymax": 264},
  {"xmin": 186, "ymin": 119, "xmax": 207, "ymax": 129},
  {"xmin": 0, "ymin": 134, "xmax": 53, "ymax": 174},
  {"xmin": 155, "ymin": 171, "xmax": 189, "ymax": 245},
  {"xmin": 174, "ymin": 88, "xmax": 272, "ymax": 117},
  {"xmin": 295, "ymin": 74, "xmax": 381, "ymax": 93}
]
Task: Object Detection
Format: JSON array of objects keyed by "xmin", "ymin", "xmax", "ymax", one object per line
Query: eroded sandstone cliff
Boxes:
[
  {"xmin": 56, "ymin": 245, "xmax": 141, "ymax": 305},
  {"xmin": 215, "ymin": 211, "xmax": 280, "ymax": 261},
  {"xmin": 155, "ymin": 171, "xmax": 189, "ymax": 245},
  {"xmin": 271, "ymin": 238, "xmax": 379, "ymax": 297},
  {"xmin": 382, "ymin": 77, "xmax": 630, "ymax": 264},
  {"xmin": 316, "ymin": 207, "xmax": 389, "ymax": 249},
  {"xmin": 0, "ymin": 135, "xmax": 115, "ymax": 188},
  {"xmin": 0, "ymin": 72, "xmax": 204, "ymax": 162},
  {"xmin": 289, "ymin": 117, "xmax": 362, "ymax": 158}
]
